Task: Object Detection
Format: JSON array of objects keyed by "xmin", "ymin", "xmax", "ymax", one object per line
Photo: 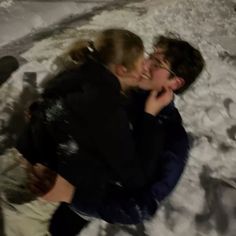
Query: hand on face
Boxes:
[
  {"xmin": 145, "ymin": 86, "xmax": 174, "ymax": 116},
  {"xmin": 155, "ymin": 86, "xmax": 174, "ymax": 107}
]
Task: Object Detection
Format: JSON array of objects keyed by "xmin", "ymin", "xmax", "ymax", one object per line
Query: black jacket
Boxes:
[
  {"xmin": 16, "ymin": 59, "xmax": 165, "ymax": 205},
  {"xmin": 71, "ymin": 100, "xmax": 189, "ymax": 224}
]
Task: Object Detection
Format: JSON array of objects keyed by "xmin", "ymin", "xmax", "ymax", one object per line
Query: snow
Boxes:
[
  {"xmin": 0, "ymin": 0, "xmax": 13, "ymax": 9},
  {"xmin": 58, "ymin": 139, "xmax": 79, "ymax": 157},
  {"xmin": 45, "ymin": 99, "xmax": 64, "ymax": 122},
  {"xmin": 0, "ymin": 1, "xmax": 114, "ymax": 47}
]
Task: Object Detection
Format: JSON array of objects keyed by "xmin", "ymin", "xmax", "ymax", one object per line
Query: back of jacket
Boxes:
[
  {"xmin": 16, "ymin": 59, "xmax": 166, "ymax": 205},
  {"xmin": 17, "ymin": 59, "xmax": 122, "ymax": 202}
]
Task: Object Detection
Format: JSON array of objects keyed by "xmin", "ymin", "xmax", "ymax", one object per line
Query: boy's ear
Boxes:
[
  {"xmin": 170, "ymin": 76, "xmax": 185, "ymax": 91},
  {"xmin": 115, "ymin": 64, "xmax": 127, "ymax": 77}
]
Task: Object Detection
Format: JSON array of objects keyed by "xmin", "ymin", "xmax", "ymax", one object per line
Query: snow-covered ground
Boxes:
[
  {"xmin": 0, "ymin": 0, "xmax": 116, "ymax": 48},
  {"xmin": 0, "ymin": 0, "xmax": 236, "ymax": 235}
]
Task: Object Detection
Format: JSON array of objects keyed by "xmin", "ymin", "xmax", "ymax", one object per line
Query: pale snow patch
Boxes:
[
  {"xmin": 32, "ymin": 15, "xmax": 46, "ymax": 29},
  {"xmin": 45, "ymin": 99, "xmax": 64, "ymax": 122},
  {"xmin": 228, "ymin": 103, "xmax": 236, "ymax": 119},
  {"xmin": 58, "ymin": 139, "xmax": 79, "ymax": 156},
  {"xmin": 0, "ymin": 0, "xmax": 13, "ymax": 9}
]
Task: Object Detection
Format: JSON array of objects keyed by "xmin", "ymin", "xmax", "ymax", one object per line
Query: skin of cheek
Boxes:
[
  {"xmin": 150, "ymin": 69, "xmax": 170, "ymax": 90},
  {"xmin": 132, "ymin": 55, "xmax": 146, "ymax": 79}
]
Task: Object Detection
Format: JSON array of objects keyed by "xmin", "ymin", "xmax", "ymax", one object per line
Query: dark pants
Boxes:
[{"xmin": 49, "ymin": 203, "xmax": 89, "ymax": 236}]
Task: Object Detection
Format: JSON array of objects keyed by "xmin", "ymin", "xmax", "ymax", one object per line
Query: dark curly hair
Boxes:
[{"xmin": 154, "ymin": 35, "xmax": 205, "ymax": 94}]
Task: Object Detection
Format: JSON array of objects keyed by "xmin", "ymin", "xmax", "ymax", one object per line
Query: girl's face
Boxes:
[{"xmin": 123, "ymin": 53, "xmax": 145, "ymax": 87}]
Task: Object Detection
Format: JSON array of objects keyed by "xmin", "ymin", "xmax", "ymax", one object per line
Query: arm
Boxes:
[
  {"xmin": 36, "ymin": 124, "xmax": 188, "ymax": 224},
  {"xmin": 151, "ymin": 124, "xmax": 189, "ymax": 202},
  {"xmin": 86, "ymin": 87, "xmax": 173, "ymax": 191},
  {"xmin": 72, "ymin": 121, "xmax": 190, "ymax": 224},
  {"xmin": 68, "ymin": 90, "xmax": 175, "ymax": 219},
  {"xmin": 62, "ymin": 96, "xmax": 168, "ymax": 215},
  {"xmin": 96, "ymin": 125, "xmax": 189, "ymax": 224},
  {"xmin": 87, "ymin": 102, "xmax": 165, "ymax": 190}
]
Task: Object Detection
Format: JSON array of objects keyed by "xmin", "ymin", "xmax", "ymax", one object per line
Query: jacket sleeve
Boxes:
[
  {"xmin": 62, "ymin": 82, "xmax": 166, "ymax": 192},
  {"xmin": 70, "ymin": 123, "xmax": 189, "ymax": 224},
  {"xmin": 88, "ymin": 105, "xmax": 166, "ymax": 190},
  {"xmin": 151, "ymin": 122, "xmax": 190, "ymax": 199},
  {"xmin": 103, "ymin": 150, "xmax": 189, "ymax": 224}
]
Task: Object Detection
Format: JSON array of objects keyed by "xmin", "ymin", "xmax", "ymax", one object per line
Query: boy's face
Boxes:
[{"xmin": 139, "ymin": 48, "xmax": 177, "ymax": 91}]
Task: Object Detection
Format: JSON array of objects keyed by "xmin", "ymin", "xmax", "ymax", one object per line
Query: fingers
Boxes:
[
  {"xmin": 28, "ymin": 176, "xmax": 56, "ymax": 196},
  {"xmin": 31, "ymin": 163, "xmax": 56, "ymax": 179},
  {"xmin": 158, "ymin": 86, "xmax": 173, "ymax": 96},
  {"xmin": 28, "ymin": 180, "xmax": 45, "ymax": 196},
  {"xmin": 41, "ymin": 175, "xmax": 75, "ymax": 203},
  {"xmin": 165, "ymin": 86, "xmax": 174, "ymax": 99},
  {"xmin": 27, "ymin": 163, "xmax": 57, "ymax": 196},
  {"xmin": 150, "ymin": 90, "xmax": 159, "ymax": 98}
]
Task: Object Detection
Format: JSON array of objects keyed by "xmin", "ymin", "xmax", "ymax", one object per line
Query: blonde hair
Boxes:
[{"xmin": 55, "ymin": 28, "xmax": 144, "ymax": 72}]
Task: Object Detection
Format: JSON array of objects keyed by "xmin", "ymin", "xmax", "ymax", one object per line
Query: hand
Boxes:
[
  {"xmin": 27, "ymin": 163, "xmax": 75, "ymax": 203},
  {"xmin": 156, "ymin": 86, "xmax": 174, "ymax": 107},
  {"xmin": 27, "ymin": 163, "xmax": 57, "ymax": 196},
  {"xmin": 41, "ymin": 175, "xmax": 75, "ymax": 203},
  {"xmin": 145, "ymin": 87, "xmax": 174, "ymax": 116}
]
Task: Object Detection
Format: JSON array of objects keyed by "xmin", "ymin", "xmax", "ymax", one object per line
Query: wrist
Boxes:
[
  {"xmin": 145, "ymin": 106, "xmax": 162, "ymax": 116},
  {"xmin": 145, "ymin": 110, "xmax": 156, "ymax": 116},
  {"xmin": 57, "ymin": 175, "xmax": 75, "ymax": 203},
  {"xmin": 64, "ymin": 186, "xmax": 75, "ymax": 203}
]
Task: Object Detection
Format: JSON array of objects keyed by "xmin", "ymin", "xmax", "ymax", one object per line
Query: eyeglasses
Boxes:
[{"xmin": 147, "ymin": 53, "xmax": 176, "ymax": 78}]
